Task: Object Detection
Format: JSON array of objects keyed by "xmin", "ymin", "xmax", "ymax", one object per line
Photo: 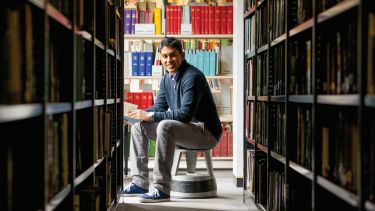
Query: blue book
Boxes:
[
  {"xmin": 203, "ymin": 51, "xmax": 210, "ymax": 76},
  {"xmin": 138, "ymin": 52, "xmax": 146, "ymax": 76},
  {"xmin": 197, "ymin": 50, "xmax": 204, "ymax": 73},
  {"xmin": 185, "ymin": 49, "xmax": 191, "ymax": 64},
  {"xmin": 192, "ymin": 50, "xmax": 198, "ymax": 68},
  {"xmin": 209, "ymin": 51, "xmax": 216, "ymax": 76},
  {"xmin": 131, "ymin": 10, "xmax": 136, "ymax": 34},
  {"xmin": 146, "ymin": 52, "xmax": 153, "ymax": 76},
  {"xmin": 124, "ymin": 10, "xmax": 132, "ymax": 34},
  {"xmin": 131, "ymin": 52, "xmax": 139, "ymax": 76}
]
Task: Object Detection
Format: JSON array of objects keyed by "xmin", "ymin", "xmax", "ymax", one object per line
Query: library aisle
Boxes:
[{"xmin": 116, "ymin": 170, "xmax": 257, "ymax": 211}]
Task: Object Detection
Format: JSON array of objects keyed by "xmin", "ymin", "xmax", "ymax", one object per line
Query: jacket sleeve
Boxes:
[{"xmin": 153, "ymin": 74, "xmax": 205, "ymax": 122}]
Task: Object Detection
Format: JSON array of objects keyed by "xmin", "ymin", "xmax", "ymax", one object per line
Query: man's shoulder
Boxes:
[{"xmin": 183, "ymin": 65, "xmax": 205, "ymax": 79}]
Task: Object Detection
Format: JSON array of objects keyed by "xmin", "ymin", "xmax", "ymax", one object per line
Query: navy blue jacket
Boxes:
[{"xmin": 146, "ymin": 60, "xmax": 222, "ymax": 141}]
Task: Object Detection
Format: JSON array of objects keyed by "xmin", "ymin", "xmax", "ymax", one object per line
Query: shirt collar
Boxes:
[
  {"xmin": 167, "ymin": 60, "xmax": 188, "ymax": 81},
  {"xmin": 169, "ymin": 73, "xmax": 177, "ymax": 80}
]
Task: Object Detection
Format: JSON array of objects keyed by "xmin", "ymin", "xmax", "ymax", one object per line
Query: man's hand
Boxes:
[{"xmin": 127, "ymin": 109, "xmax": 153, "ymax": 122}]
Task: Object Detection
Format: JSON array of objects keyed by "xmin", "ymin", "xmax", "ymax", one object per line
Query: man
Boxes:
[{"xmin": 123, "ymin": 37, "xmax": 222, "ymax": 203}]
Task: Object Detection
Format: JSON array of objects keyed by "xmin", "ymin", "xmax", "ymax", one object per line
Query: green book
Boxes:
[{"xmin": 148, "ymin": 139, "xmax": 156, "ymax": 157}]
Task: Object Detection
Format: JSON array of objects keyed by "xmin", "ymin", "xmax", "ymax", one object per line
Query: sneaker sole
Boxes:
[
  {"xmin": 121, "ymin": 193, "xmax": 145, "ymax": 197},
  {"xmin": 138, "ymin": 198, "xmax": 171, "ymax": 203}
]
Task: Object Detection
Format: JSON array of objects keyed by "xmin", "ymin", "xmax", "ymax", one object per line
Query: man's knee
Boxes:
[
  {"xmin": 156, "ymin": 120, "xmax": 174, "ymax": 135},
  {"xmin": 131, "ymin": 122, "xmax": 143, "ymax": 135}
]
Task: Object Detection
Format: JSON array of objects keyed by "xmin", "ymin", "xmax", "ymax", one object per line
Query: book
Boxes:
[
  {"xmin": 123, "ymin": 115, "xmax": 142, "ymax": 124},
  {"xmin": 124, "ymin": 102, "xmax": 142, "ymax": 124}
]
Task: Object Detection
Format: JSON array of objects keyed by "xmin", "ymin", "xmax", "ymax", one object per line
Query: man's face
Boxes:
[{"xmin": 160, "ymin": 46, "xmax": 184, "ymax": 74}]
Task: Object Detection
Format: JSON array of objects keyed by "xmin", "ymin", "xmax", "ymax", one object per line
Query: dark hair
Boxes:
[{"xmin": 160, "ymin": 37, "xmax": 183, "ymax": 53}]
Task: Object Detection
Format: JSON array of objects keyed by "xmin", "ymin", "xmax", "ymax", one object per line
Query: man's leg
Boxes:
[
  {"xmin": 151, "ymin": 120, "xmax": 218, "ymax": 195},
  {"xmin": 129, "ymin": 121, "xmax": 158, "ymax": 189}
]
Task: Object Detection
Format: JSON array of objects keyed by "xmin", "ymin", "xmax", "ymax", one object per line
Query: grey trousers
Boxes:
[{"xmin": 129, "ymin": 120, "xmax": 218, "ymax": 194}]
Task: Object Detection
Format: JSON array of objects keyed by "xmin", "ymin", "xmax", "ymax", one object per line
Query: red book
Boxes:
[
  {"xmin": 196, "ymin": 6, "xmax": 201, "ymax": 34},
  {"xmin": 133, "ymin": 93, "xmax": 141, "ymax": 108},
  {"xmin": 221, "ymin": 6, "xmax": 227, "ymax": 34},
  {"xmin": 228, "ymin": 132, "xmax": 233, "ymax": 157},
  {"xmin": 214, "ymin": 6, "xmax": 221, "ymax": 34},
  {"xmin": 204, "ymin": 6, "xmax": 209, "ymax": 34},
  {"xmin": 208, "ymin": 6, "xmax": 215, "ymax": 34},
  {"xmin": 140, "ymin": 93, "xmax": 148, "ymax": 109},
  {"xmin": 220, "ymin": 130, "xmax": 228, "ymax": 157},
  {"xmin": 177, "ymin": 6, "xmax": 182, "ymax": 34},
  {"xmin": 227, "ymin": 6, "xmax": 233, "ymax": 34},
  {"xmin": 147, "ymin": 92, "xmax": 153, "ymax": 108},
  {"xmin": 191, "ymin": 6, "xmax": 196, "ymax": 34},
  {"xmin": 200, "ymin": 6, "xmax": 205, "ymax": 34},
  {"xmin": 170, "ymin": 6, "xmax": 174, "ymax": 34},
  {"xmin": 213, "ymin": 142, "xmax": 221, "ymax": 157},
  {"xmin": 127, "ymin": 92, "xmax": 134, "ymax": 103},
  {"xmin": 166, "ymin": 6, "xmax": 171, "ymax": 34},
  {"xmin": 172, "ymin": 6, "xmax": 177, "ymax": 34},
  {"xmin": 169, "ymin": 6, "xmax": 174, "ymax": 34}
]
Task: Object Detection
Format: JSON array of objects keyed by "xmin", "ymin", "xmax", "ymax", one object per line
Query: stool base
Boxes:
[{"xmin": 170, "ymin": 175, "xmax": 217, "ymax": 199}]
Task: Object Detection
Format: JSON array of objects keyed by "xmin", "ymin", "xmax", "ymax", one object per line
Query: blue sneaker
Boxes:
[
  {"xmin": 121, "ymin": 183, "xmax": 148, "ymax": 197},
  {"xmin": 139, "ymin": 187, "xmax": 171, "ymax": 203}
]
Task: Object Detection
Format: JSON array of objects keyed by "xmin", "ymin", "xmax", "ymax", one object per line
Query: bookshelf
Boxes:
[
  {"xmin": 1, "ymin": 0, "xmax": 124, "ymax": 211},
  {"xmin": 243, "ymin": 0, "xmax": 375, "ymax": 210},
  {"xmin": 123, "ymin": 0, "xmax": 235, "ymax": 166}
]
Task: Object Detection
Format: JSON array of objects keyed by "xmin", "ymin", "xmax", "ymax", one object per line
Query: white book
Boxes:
[
  {"xmin": 124, "ymin": 102, "xmax": 141, "ymax": 124},
  {"xmin": 220, "ymin": 45, "xmax": 233, "ymax": 75}
]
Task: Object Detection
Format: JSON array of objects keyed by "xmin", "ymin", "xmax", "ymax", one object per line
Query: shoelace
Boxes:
[
  {"xmin": 124, "ymin": 183, "xmax": 134, "ymax": 192},
  {"xmin": 146, "ymin": 187, "xmax": 160, "ymax": 197}
]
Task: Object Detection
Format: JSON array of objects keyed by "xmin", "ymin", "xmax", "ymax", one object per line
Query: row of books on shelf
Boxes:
[
  {"xmin": 1, "ymin": 4, "xmax": 43, "ymax": 104},
  {"xmin": 124, "ymin": 48, "xmax": 232, "ymax": 77},
  {"xmin": 0, "ymin": 3, "xmax": 116, "ymax": 104},
  {"xmin": 367, "ymin": 13, "xmax": 375, "ymax": 94},
  {"xmin": 126, "ymin": 51, "xmax": 154, "ymax": 76},
  {"xmin": 247, "ymin": 153, "xmax": 287, "ymax": 210},
  {"xmin": 212, "ymin": 123, "xmax": 233, "ymax": 157},
  {"xmin": 47, "ymin": 114, "xmax": 69, "ymax": 200},
  {"xmin": 73, "ymin": 173, "xmax": 114, "ymax": 210},
  {"xmin": 242, "ymin": 0, "xmax": 353, "ymax": 21},
  {"xmin": 124, "ymin": 39, "xmax": 232, "ymax": 77},
  {"xmin": 246, "ymin": 102, "xmax": 361, "ymax": 194},
  {"xmin": 74, "ymin": 171, "xmax": 115, "ymax": 210},
  {"xmin": 245, "ymin": 5, "xmax": 375, "ymax": 98},
  {"xmin": 74, "ymin": 185, "xmax": 101, "ymax": 211},
  {"xmin": 269, "ymin": 43, "xmax": 285, "ymax": 96},
  {"xmin": 45, "ymin": 107, "xmax": 114, "ymax": 201},
  {"xmin": 166, "ymin": 5, "xmax": 233, "ymax": 35},
  {"xmin": 125, "ymin": 92, "xmax": 154, "ymax": 110},
  {"xmin": 124, "ymin": 0, "xmax": 233, "ymax": 35},
  {"xmin": 246, "ymin": 24, "xmax": 364, "ymax": 96},
  {"xmin": 124, "ymin": 1, "xmax": 162, "ymax": 35},
  {"xmin": 320, "ymin": 109, "xmax": 359, "ymax": 193},
  {"xmin": 247, "ymin": 151, "xmax": 267, "ymax": 205},
  {"xmin": 291, "ymin": 105, "xmax": 312, "ymax": 170}
]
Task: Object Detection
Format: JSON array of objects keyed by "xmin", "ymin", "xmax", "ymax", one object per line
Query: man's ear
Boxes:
[{"xmin": 181, "ymin": 51, "xmax": 185, "ymax": 58}]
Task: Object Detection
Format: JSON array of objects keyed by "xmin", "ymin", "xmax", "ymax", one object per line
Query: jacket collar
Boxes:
[{"xmin": 167, "ymin": 60, "xmax": 189, "ymax": 82}]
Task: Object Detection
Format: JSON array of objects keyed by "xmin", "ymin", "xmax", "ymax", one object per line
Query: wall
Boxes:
[{"xmin": 232, "ymin": 0, "xmax": 244, "ymax": 181}]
